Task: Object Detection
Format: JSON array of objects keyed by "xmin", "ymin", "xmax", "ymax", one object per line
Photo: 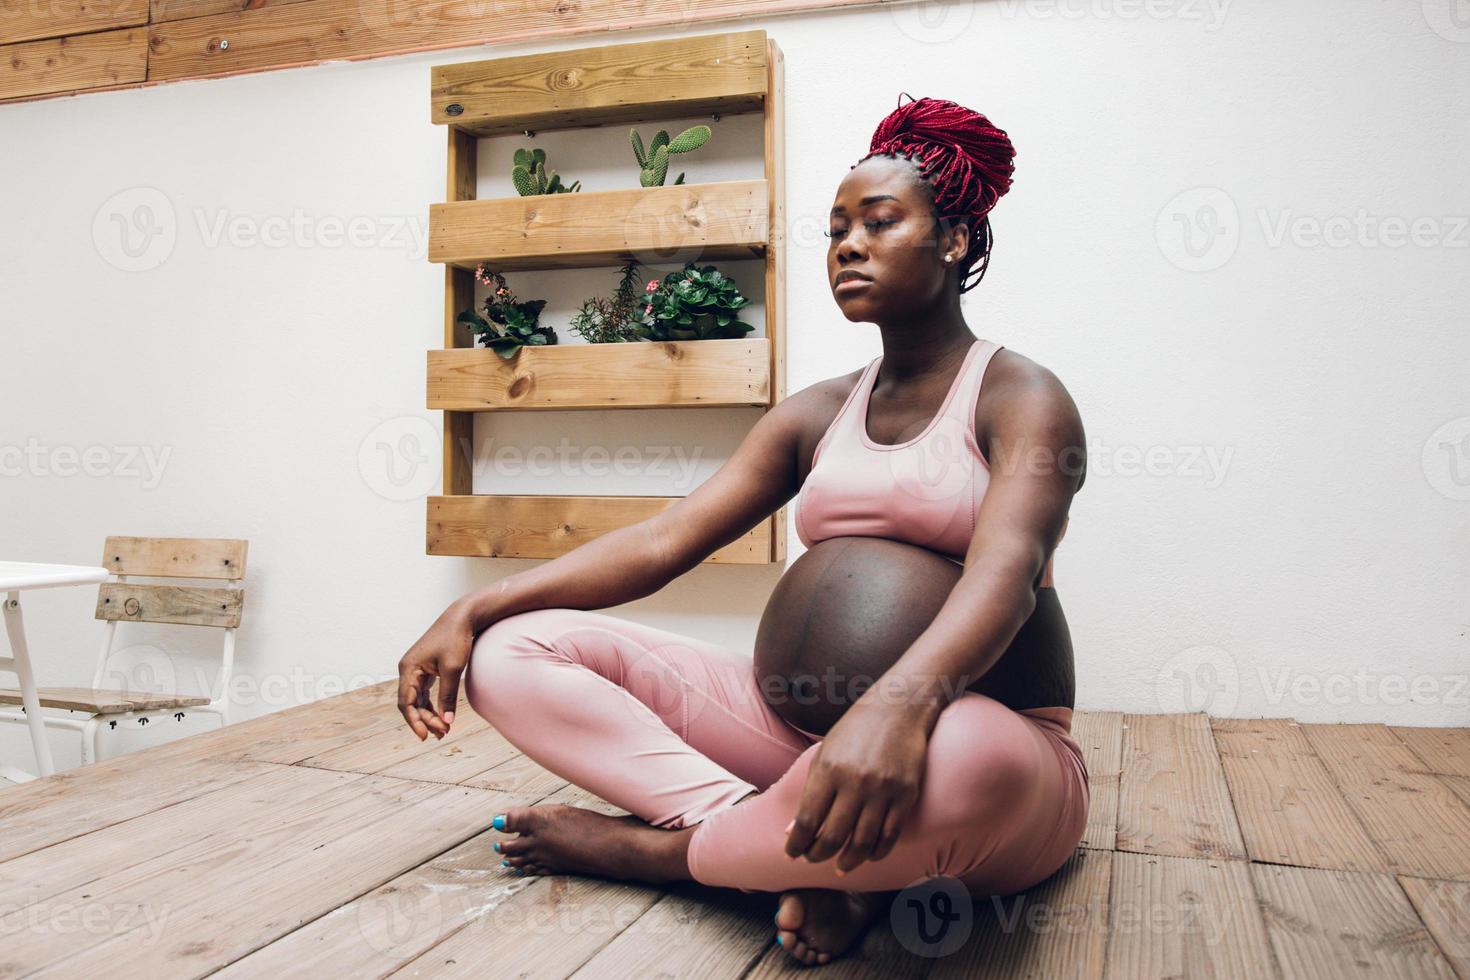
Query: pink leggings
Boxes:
[{"xmin": 463, "ymin": 607, "xmax": 1090, "ymax": 896}]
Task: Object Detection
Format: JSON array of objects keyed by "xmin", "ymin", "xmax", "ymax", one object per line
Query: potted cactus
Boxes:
[
  {"xmin": 511, "ymin": 147, "xmax": 581, "ymax": 196},
  {"xmin": 630, "ymin": 125, "xmax": 711, "ymax": 187}
]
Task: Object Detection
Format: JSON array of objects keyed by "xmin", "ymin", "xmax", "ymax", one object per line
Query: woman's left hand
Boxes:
[{"xmin": 784, "ymin": 698, "xmax": 932, "ymax": 872}]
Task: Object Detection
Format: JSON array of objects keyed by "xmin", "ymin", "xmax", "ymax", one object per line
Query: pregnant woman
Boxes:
[{"xmin": 398, "ymin": 94, "xmax": 1089, "ymax": 966}]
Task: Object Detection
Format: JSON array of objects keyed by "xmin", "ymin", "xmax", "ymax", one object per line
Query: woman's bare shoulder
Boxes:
[
  {"xmin": 977, "ymin": 346, "xmax": 1087, "ymax": 483},
  {"xmin": 770, "ymin": 365, "xmax": 870, "ymax": 475}
]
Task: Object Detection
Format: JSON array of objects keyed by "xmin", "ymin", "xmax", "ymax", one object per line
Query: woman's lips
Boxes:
[{"xmin": 835, "ymin": 277, "xmax": 872, "ymax": 293}]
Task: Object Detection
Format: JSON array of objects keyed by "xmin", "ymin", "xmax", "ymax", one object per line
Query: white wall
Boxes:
[{"xmin": 2, "ymin": 0, "xmax": 1466, "ymax": 771}]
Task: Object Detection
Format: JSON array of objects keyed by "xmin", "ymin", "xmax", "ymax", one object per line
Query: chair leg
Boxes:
[{"xmin": 80, "ymin": 716, "xmax": 102, "ymax": 766}]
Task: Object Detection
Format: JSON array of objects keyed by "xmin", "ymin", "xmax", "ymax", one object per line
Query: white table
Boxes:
[{"xmin": 0, "ymin": 562, "xmax": 110, "ymax": 781}]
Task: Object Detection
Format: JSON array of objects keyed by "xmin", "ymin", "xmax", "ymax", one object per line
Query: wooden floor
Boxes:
[{"xmin": 0, "ymin": 682, "xmax": 1466, "ymax": 978}]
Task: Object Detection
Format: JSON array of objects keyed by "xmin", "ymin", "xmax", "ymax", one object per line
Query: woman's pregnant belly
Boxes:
[{"xmin": 755, "ymin": 536, "xmax": 1075, "ymax": 736}]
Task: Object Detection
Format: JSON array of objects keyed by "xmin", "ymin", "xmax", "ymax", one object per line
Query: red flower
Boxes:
[{"xmin": 645, "ymin": 279, "xmax": 660, "ymax": 293}]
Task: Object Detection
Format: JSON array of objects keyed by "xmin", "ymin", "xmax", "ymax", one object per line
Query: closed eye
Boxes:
[{"xmin": 825, "ymin": 218, "xmax": 896, "ymax": 239}]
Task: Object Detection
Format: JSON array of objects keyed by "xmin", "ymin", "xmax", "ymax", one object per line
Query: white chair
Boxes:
[{"xmin": 0, "ymin": 536, "xmax": 247, "ymax": 768}]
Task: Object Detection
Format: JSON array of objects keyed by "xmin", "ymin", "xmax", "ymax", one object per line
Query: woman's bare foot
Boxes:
[
  {"xmin": 773, "ymin": 888, "xmax": 887, "ymax": 965},
  {"xmin": 492, "ymin": 805, "xmax": 693, "ymax": 883}
]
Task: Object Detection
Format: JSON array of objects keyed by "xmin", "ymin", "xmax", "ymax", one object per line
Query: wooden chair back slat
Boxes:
[
  {"xmin": 100, "ymin": 536, "xmax": 247, "ymax": 580},
  {"xmin": 95, "ymin": 583, "xmax": 244, "ymax": 629}
]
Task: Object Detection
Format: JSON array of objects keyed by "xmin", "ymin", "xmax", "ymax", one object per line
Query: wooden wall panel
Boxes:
[
  {"xmin": 0, "ymin": 26, "xmax": 146, "ymax": 100},
  {"xmin": 0, "ymin": 0, "xmax": 886, "ymax": 104},
  {"xmin": 149, "ymin": 0, "xmax": 313, "ymax": 25},
  {"xmin": 0, "ymin": 0, "xmax": 146, "ymax": 44}
]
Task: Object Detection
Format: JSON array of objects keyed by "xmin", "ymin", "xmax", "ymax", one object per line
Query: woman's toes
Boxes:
[
  {"xmin": 492, "ymin": 807, "xmax": 537, "ymax": 834},
  {"xmin": 775, "ymin": 891, "xmax": 806, "ymax": 933},
  {"xmin": 496, "ymin": 835, "xmax": 532, "ymax": 857}
]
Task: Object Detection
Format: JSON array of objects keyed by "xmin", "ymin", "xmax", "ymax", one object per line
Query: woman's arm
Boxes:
[
  {"xmin": 456, "ymin": 392, "xmax": 811, "ymax": 630},
  {"xmin": 875, "ymin": 362, "xmax": 1086, "ymax": 726},
  {"xmin": 398, "ymin": 389, "xmax": 811, "ymax": 739},
  {"xmin": 784, "ymin": 359, "xmax": 1087, "ymax": 871}
]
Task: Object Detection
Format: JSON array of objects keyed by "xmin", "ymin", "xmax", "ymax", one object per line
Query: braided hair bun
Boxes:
[{"xmin": 855, "ymin": 93, "xmax": 1016, "ymax": 292}]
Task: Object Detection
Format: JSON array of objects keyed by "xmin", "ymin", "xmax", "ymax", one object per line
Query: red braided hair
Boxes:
[{"xmin": 855, "ymin": 93, "xmax": 1016, "ymax": 293}]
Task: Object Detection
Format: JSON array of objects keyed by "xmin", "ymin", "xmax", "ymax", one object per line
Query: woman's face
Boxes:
[{"xmin": 826, "ymin": 155, "xmax": 968, "ymax": 322}]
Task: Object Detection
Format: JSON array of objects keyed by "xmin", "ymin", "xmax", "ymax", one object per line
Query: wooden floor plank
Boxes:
[
  {"xmin": 929, "ymin": 848, "xmax": 1112, "ymax": 980},
  {"xmin": 297, "ymin": 709, "xmax": 497, "ymax": 774},
  {"xmin": 2, "ymin": 676, "xmax": 1466, "ymax": 979},
  {"xmin": 1117, "ymin": 713, "xmax": 1246, "ymax": 860},
  {"xmin": 119, "ymin": 678, "xmax": 404, "ymax": 767},
  {"xmin": 2, "ymin": 774, "xmax": 512, "ymax": 975},
  {"xmin": 213, "ymin": 817, "xmax": 541, "ymax": 977},
  {"xmin": 1104, "ymin": 851, "xmax": 1276, "ymax": 980},
  {"xmin": 1391, "ymin": 726, "xmax": 1470, "ymax": 778},
  {"xmin": 1213, "ymin": 718, "xmax": 1391, "ymax": 874},
  {"xmin": 569, "ymin": 884, "xmax": 773, "ymax": 979},
  {"xmin": 0, "ymin": 755, "xmax": 272, "ymax": 862},
  {"xmin": 376, "ymin": 725, "xmax": 524, "ymax": 784},
  {"xmin": 387, "ymin": 874, "xmax": 665, "ymax": 977},
  {"xmin": 1250, "ymin": 864, "xmax": 1456, "ymax": 979},
  {"xmin": 1398, "ymin": 876, "xmax": 1470, "ymax": 979},
  {"xmin": 1074, "ymin": 710, "xmax": 1123, "ymax": 852},
  {"xmin": 1303, "ymin": 723, "xmax": 1470, "ymax": 881},
  {"xmin": 463, "ymin": 750, "xmax": 571, "ymax": 798},
  {"xmin": 0, "ymin": 764, "xmax": 356, "ymax": 913},
  {"xmin": 743, "ymin": 912, "xmax": 929, "ymax": 980}
]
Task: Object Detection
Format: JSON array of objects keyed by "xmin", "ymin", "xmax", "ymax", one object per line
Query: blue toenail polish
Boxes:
[
  {"xmin": 777, "ymin": 935, "xmax": 784, "ymax": 946},
  {"xmin": 493, "ymin": 842, "xmax": 501, "ymax": 852},
  {"xmin": 501, "ymin": 859, "xmax": 510, "ymax": 867},
  {"xmin": 492, "ymin": 814, "xmax": 507, "ymax": 831}
]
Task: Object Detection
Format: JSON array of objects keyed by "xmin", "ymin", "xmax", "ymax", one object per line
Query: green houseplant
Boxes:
[
  {"xmin": 569, "ymin": 259, "xmax": 651, "ymax": 344},
  {"xmin": 634, "ymin": 261, "xmax": 756, "ymax": 341},
  {"xmin": 511, "ymin": 147, "xmax": 581, "ymax": 196},
  {"xmin": 629, "ymin": 125, "xmax": 711, "ymax": 187},
  {"xmin": 456, "ymin": 266, "xmax": 556, "ymax": 359}
]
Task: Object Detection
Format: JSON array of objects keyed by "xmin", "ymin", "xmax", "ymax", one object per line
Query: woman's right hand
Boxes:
[{"xmin": 398, "ymin": 599, "xmax": 477, "ymax": 741}]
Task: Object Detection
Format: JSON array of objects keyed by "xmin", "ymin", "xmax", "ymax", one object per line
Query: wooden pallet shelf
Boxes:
[
  {"xmin": 429, "ymin": 31, "xmax": 771, "ymax": 137},
  {"xmin": 427, "ymin": 495, "xmax": 777, "ymax": 563},
  {"xmin": 427, "ymin": 339, "xmax": 770, "ymax": 412},
  {"xmin": 428, "ymin": 179, "xmax": 768, "ymax": 272},
  {"xmin": 427, "ymin": 28, "xmax": 786, "ymax": 565}
]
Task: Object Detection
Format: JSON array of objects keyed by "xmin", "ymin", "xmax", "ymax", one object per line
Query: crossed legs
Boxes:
[{"xmin": 462, "ymin": 608, "xmax": 1089, "ymax": 955}]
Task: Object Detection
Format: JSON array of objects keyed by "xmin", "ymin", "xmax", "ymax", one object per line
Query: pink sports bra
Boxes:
[{"xmin": 794, "ymin": 337, "xmax": 1063, "ymax": 589}]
